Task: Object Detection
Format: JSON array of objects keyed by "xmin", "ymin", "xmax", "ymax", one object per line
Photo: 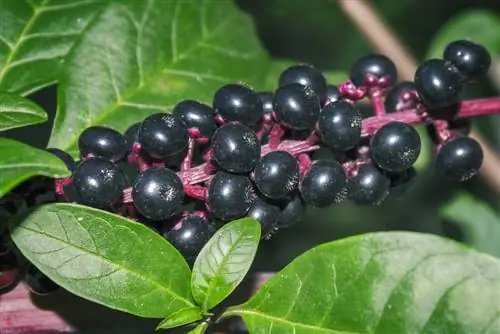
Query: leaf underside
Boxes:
[{"xmin": 0, "ymin": 91, "xmax": 47, "ymax": 131}]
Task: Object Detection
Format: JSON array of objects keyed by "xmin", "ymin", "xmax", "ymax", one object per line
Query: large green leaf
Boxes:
[
  {"xmin": 0, "ymin": 91, "xmax": 47, "ymax": 131},
  {"xmin": 441, "ymin": 192, "xmax": 500, "ymax": 257},
  {"xmin": 226, "ymin": 232, "xmax": 500, "ymax": 334},
  {"xmin": 48, "ymin": 0, "xmax": 269, "ymax": 156},
  {"xmin": 0, "ymin": 0, "xmax": 105, "ymax": 95},
  {"xmin": 11, "ymin": 203, "xmax": 196, "ymax": 318},
  {"xmin": 156, "ymin": 306, "xmax": 203, "ymax": 330},
  {"xmin": 191, "ymin": 218, "xmax": 260, "ymax": 311},
  {"xmin": 0, "ymin": 137, "xmax": 70, "ymax": 198}
]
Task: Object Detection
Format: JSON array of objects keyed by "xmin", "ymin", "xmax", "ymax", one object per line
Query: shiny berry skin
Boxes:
[
  {"xmin": 138, "ymin": 113, "xmax": 189, "ymax": 159},
  {"xmin": 326, "ymin": 85, "xmax": 341, "ymax": 104},
  {"xmin": 253, "ymin": 151, "xmax": 299, "ymax": 199},
  {"xmin": 78, "ymin": 126, "xmax": 127, "ymax": 161},
  {"xmin": 173, "ymin": 100, "xmax": 216, "ymax": 140},
  {"xmin": 371, "ymin": 122, "xmax": 421, "ymax": 172},
  {"xmin": 300, "ymin": 160, "xmax": 347, "ymax": 207},
  {"xmin": 273, "ymin": 83, "xmax": 321, "ymax": 130},
  {"xmin": 443, "ymin": 40, "xmax": 491, "ymax": 80},
  {"xmin": 132, "ymin": 167, "xmax": 185, "ymax": 221},
  {"xmin": 318, "ymin": 100, "xmax": 362, "ymax": 152},
  {"xmin": 46, "ymin": 148, "xmax": 76, "ymax": 172},
  {"xmin": 436, "ymin": 136, "xmax": 483, "ymax": 181},
  {"xmin": 350, "ymin": 54, "xmax": 398, "ymax": 87},
  {"xmin": 384, "ymin": 81, "xmax": 419, "ymax": 113},
  {"xmin": 72, "ymin": 157, "xmax": 126, "ymax": 208},
  {"xmin": 207, "ymin": 171, "xmax": 255, "ymax": 221},
  {"xmin": 388, "ymin": 167, "xmax": 417, "ymax": 195},
  {"xmin": 163, "ymin": 215, "xmax": 216, "ymax": 265},
  {"xmin": 25, "ymin": 265, "xmax": 59, "ymax": 295},
  {"xmin": 246, "ymin": 197, "xmax": 281, "ymax": 239},
  {"xmin": 278, "ymin": 64, "xmax": 328, "ymax": 105},
  {"xmin": 213, "ymin": 84, "xmax": 263, "ymax": 127},
  {"xmin": 348, "ymin": 163, "xmax": 390, "ymax": 205},
  {"xmin": 211, "ymin": 122, "xmax": 261, "ymax": 174},
  {"xmin": 123, "ymin": 122, "xmax": 140, "ymax": 152},
  {"xmin": 276, "ymin": 194, "xmax": 305, "ymax": 228},
  {"xmin": 258, "ymin": 92, "xmax": 274, "ymax": 115},
  {"xmin": 414, "ymin": 59, "xmax": 464, "ymax": 109}
]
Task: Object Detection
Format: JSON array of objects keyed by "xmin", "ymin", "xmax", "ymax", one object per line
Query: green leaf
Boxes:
[
  {"xmin": 226, "ymin": 232, "xmax": 500, "ymax": 334},
  {"xmin": 191, "ymin": 218, "xmax": 260, "ymax": 311},
  {"xmin": 187, "ymin": 322, "xmax": 209, "ymax": 334},
  {"xmin": 0, "ymin": 91, "xmax": 47, "ymax": 131},
  {"xmin": 426, "ymin": 10, "xmax": 500, "ymax": 59},
  {"xmin": 48, "ymin": 0, "xmax": 269, "ymax": 156},
  {"xmin": 441, "ymin": 192, "xmax": 500, "ymax": 257},
  {"xmin": 0, "ymin": 137, "xmax": 70, "ymax": 198},
  {"xmin": 156, "ymin": 306, "xmax": 203, "ymax": 330},
  {"xmin": 11, "ymin": 203, "xmax": 196, "ymax": 318},
  {"xmin": 0, "ymin": 0, "xmax": 106, "ymax": 95}
]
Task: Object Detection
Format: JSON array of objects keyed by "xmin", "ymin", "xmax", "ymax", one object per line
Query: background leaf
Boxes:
[
  {"xmin": 11, "ymin": 203, "xmax": 196, "ymax": 318},
  {"xmin": 48, "ymin": 0, "xmax": 269, "ymax": 157},
  {"xmin": 0, "ymin": 0, "xmax": 105, "ymax": 95},
  {"xmin": 156, "ymin": 306, "xmax": 203, "ymax": 330},
  {"xmin": 191, "ymin": 218, "xmax": 260, "ymax": 311},
  {"xmin": 0, "ymin": 91, "xmax": 47, "ymax": 131},
  {"xmin": 441, "ymin": 192, "xmax": 500, "ymax": 257},
  {"xmin": 228, "ymin": 232, "xmax": 500, "ymax": 334},
  {"xmin": 0, "ymin": 137, "xmax": 70, "ymax": 198}
]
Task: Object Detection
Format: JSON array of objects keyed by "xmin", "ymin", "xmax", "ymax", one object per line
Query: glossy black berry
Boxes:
[
  {"xmin": 138, "ymin": 113, "xmax": 189, "ymax": 159},
  {"xmin": 384, "ymin": 81, "xmax": 419, "ymax": 113},
  {"xmin": 0, "ymin": 250, "xmax": 17, "ymax": 290},
  {"xmin": 348, "ymin": 163, "xmax": 390, "ymax": 205},
  {"xmin": 414, "ymin": 59, "xmax": 464, "ymax": 109},
  {"xmin": 172, "ymin": 100, "xmax": 217, "ymax": 140},
  {"xmin": 211, "ymin": 122, "xmax": 261, "ymax": 174},
  {"xmin": 207, "ymin": 171, "xmax": 255, "ymax": 221},
  {"xmin": 46, "ymin": 148, "xmax": 76, "ymax": 172},
  {"xmin": 258, "ymin": 92, "xmax": 274, "ymax": 115},
  {"xmin": 247, "ymin": 197, "xmax": 281, "ymax": 239},
  {"xmin": 132, "ymin": 167, "xmax": 185, "ymax": 221},
  {"xmin": 326, "ymin": 85, "xmax": 341, "ymax": 104},
  {"xmin": 253, "ymin": 151, "xmax": 299, "ymax": 199},
  {"xmin": 350, "ymin": 54, "xmax": 398, "ymax": 87},
  {"xmin": 163, "ymin": 215, "xmax": 216, "ymax": 265},
  {"xmin": 318, "ymin": 100, "xmax": 362, "ymax": 152},
  {"xmin": 273, "ymin": 83, "xmax": 321, "ymax": 130},
  {"xmin": 25, "ymin": 265, "xmax": 59, "ymax": 295},
  {"xmin": 371, "ymin": 122, "xmax": 421, "ymax": 172},
  {"xmin": 213, "ymin": 84, "xmax": 263, "ymax": 127},
  {"xmin": 444, "ymin": 40, "xmax": 491, "ymax": 80},
  {"xmin": 123, "ymin": 122, "xmax": 140, "ymax": 152},
  {"xmin": 387, "ymin": 167, "xmax": 417, "ymax": 195},
  {"xmin": 426, "ymin": 118, "xmax": 471, "ymax": 144},
  {"xmin": 78, "ymin": 126, "xmax": 127, "ymax": 161},
  {"xmin": 300, "ymin": 160, "xmax": 347, "ymax": 207},
  {"xmin": 72, "ymin": 157, "xmax": 126, "ymax": 208},
  {"xmin": 278, "ymin": 64, "xmax": 328, "ymax": 105},
  {"xmin": 436, "ymin": 136, "xmax": 483, "ymax": 181},
  {"xmin": 276, "ymin": 194, "xmax": 305, "ymax": 228}
]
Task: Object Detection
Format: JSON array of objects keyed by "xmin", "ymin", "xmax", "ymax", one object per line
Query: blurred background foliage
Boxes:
[{"xmin": 4, "ymin": 0, "xmax": 500, "ymax": 272}]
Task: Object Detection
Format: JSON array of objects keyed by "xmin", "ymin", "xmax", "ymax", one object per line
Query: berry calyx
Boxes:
[
  {"xmin": 370, "ymin": 121, "xmax": 421, "ymax": 172},
  {"xmin": 78, "ymin": 125, "xmax": 127, "ymax": 161},
  {"xmin": 443, "ymin": 40, "xmax": 491, "ymax": 80},
  {"xmin": 348, "ymin": 163, "xmax": 390, "ymax": 205},
  {"xmin": 436, "ymin": 136, "xmax": 483, "ymax": 181},
  {"xmin": 246, "ymin": 197, "xmax": 281, "ymax": 239},
  {"xmin": 213, "ymin": 83, "xmax": 263, "ymax": 127},
  {"xmin": 253, "ymin": 151, "xmax": 299, "ymax": 200},
  {"xmin": 172, "ymin": 100, "xmax": 217, "ymax": 140},
  {"xmin": 427, "ymin": 118, "xmax": 471, "ymax": 144},
  {"xmin": 384, "ymin": 81, "xmax": 419, "ymax": 113},
  {"xmin": 300, "ymin": 160, "xmax": 347, "ymax": 207},
  {"xmin": 278, "ymin": 64, "xmax": 328, "ymax": 105},
  {"xmin": 273, "ymin": 83, "xmax": 321, "ymax": 130},
  {"xmin": 349, "ymin": 54, "xmax": 398, "ymax": 88}
]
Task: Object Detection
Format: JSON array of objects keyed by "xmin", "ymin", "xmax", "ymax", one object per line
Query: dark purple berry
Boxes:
[
  {"xmin": 78, "ymin": 126, "xmax": 127, "ymax": 161},
  {"xmin": 25, "ymin": 265, "xmax": 59, "ymax": 295},
  {"xmin": 278, "ymin": 64, "xmax": 328, "ymax": 105},
  {"xmin": 348, "ymin": 163, "xmax": 390, "ymax": 205},
  {"xmin": 138, "ymin": 113, "xmax": 189, "ymax": 159},
  {"xmin": 426, "ymin": 118, "xmax": 471, "ymax": 144},
  {"xmin": 46, "ymin": 148, "xmax": 76, "ymax": 172},
  {"xmin": 172, "ymin": 100, "xmax": 216, "ymax": 140},
  {"xmin": 387, "ymin": 167, "xmax": 417, "ymax": 195},
  {"xmin": 273, "ymin": 83, "xmax": 321, "ymax": 130},
  {"xmin": 132, "ymin": 167, "xmax": 184, "ymax": 221},
  {"xmin": 371, "ymin": 122, "xmax": 421, "ymax": 172},
  {"xmin": 384, "ymin": 81, "xmax": 419, "ymax": 113},
  {"xmin": 436, "ymin": 136, "xmax": 483, "ymax": 181},
  {"xmin": 300, "ymin": 160, "xmax": 347, "ymax": 207},
  {"xmin": 326, "ymin": 85, "xmax": 341, "ymax": 104},
  {"xmin": 253, "ymin": 151, "xmax": 299, "ymax": 200},
  {"xmin": 318, "ymin": 100, "xmax": 362, "ymax": 152},
  {"xmin": 0, "ymin": 250, "xmax": 17, "ymax": 290},
  {"xmin": 414, "ymin": 59, "xmax": 464, "ymax": 109},
  {"xmin": 207, "ymin": 171, "xmax": 255, "ymax": 221},
  {"xmin": 123, "ymin": 122, "xmax": 140, "ymax": 152},
  {"xmin": 258, "ymin": 92, "xmax": 274, "ymax": 115},
  {"xmin": 276, "ymin": 194, "xmax": 305, "ymax": 228},
  {"xmin": 163, "ymin": 215, "xmax": 216, "ymax": 265},
  {"xmin": 213, "ymin": 84, "xmax": 263, "ymax": 127},
  {"xmin": 443, "ymin": 40, "xmax": 491, "ymax": 80},
  {"xmin": 72, "ymin": 157, "xmax": 126, "ymax": 208},
  {"xmin": 350, "ymin": 54, "xmax": 398, "ymax": 87},
  {"xmin": 246, "ymin": 197, "xmax": 281, "ymax": 239},
  {"xmin": 211, "ymin": 122, "xmax": 260, "ymax": 174}
]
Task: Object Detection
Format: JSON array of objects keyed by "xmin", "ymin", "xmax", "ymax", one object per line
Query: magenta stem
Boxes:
[
  {"xmin": 369, "ymin": 88, "xmax": 386, "ymax": 116},
  {"xmin": 181, "ymin": 138, "xmax": 196, "ymax": 172}
]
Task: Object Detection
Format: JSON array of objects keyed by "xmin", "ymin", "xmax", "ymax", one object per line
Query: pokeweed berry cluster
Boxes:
[{"xmin": 0, "ymin": 39, "xmax": 496, "ymax": 294}]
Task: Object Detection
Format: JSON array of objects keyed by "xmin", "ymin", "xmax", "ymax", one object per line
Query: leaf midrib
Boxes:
[{"xmin": 18, "ymin": 224, "xmax": 195, "ymax": 308}]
